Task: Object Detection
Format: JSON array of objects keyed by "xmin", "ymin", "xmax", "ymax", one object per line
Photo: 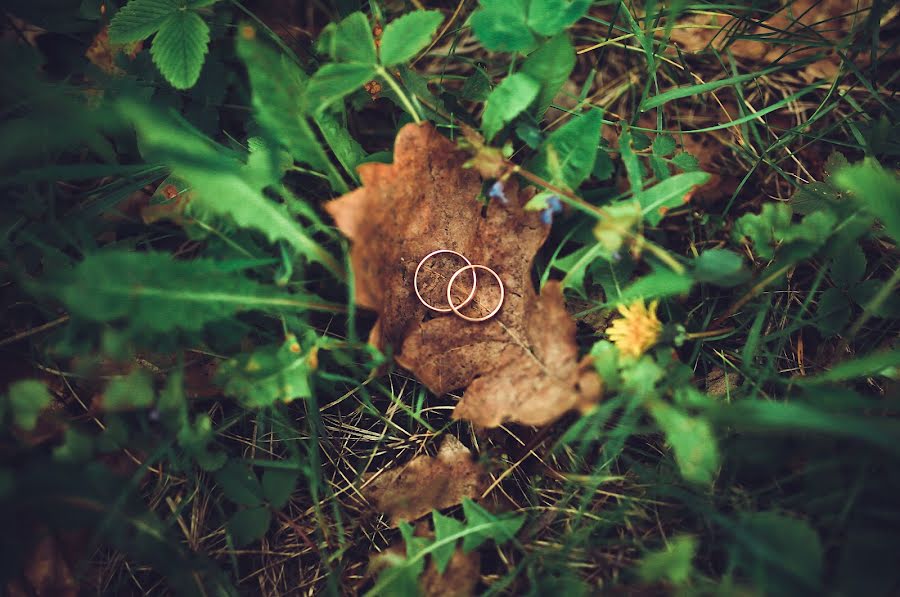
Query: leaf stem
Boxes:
[{"xmin": 376, "ymin": 66, "xmax": 421, "ymax": 124}]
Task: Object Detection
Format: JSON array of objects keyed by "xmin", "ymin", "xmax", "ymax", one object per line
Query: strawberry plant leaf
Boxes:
[
  {"xmin": 316, "ymin": 12, "xmax": 376, "ymax": 64},
  {"xmin": 520, "ymin": 33, "xmax": 576, "ymax": 118},
  {"xmin": 262, "ymin": 469, "xmax": 298, "ymax": 509},
  {"xmin": 833, "ymin": 157, "xmax": 900, "ymax": 244},
  {"xmin": 5, "ymin": 380, "xmax": 52, "ymax": 431},
  {"xmin": 459, "ymin": 498, "xmax": 524, "ymax": 552},
  {"xmin": 527, "ymin": 0, "xmax": 592, "ymax": 36},
  {"xmin": 529, "ymin": 108, "xmax": 603, "ymax": 189},
  {"xmin": 150, "ymin": 10, "xmax": 210, "ymax": 90},
  {"xmin": 216, "ymin": 461, "xmax": 264, "ymax": 507},
  {"xmin": 481, "ymin": 73, "xmax": 540, "ymax": 140},
  {"xmin": 227, "ymin": 506, "xmax": 271, "ymax": 547},
  {"xmin": 108, "ymin": 0, "xmax": 177, "ymax": 43},
  {"xmin": 379, "ymin": 10, "xmax": 444, "ymax": 67},
  {"xmin": 103, "ymin": 370, "xmax": 155, "ymax": 411},
  {"xmin": 470, "ymin": 0, "xmax": 536, "ymax": 53}
]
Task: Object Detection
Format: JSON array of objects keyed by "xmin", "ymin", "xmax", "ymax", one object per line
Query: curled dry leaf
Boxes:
[
  {"xmin": 325, "ymin": 123, "xmax": 602, "ymax": 427},
  {"xmin": 363, "ymin": 436, "xmax": 488, "ymax": 526}
]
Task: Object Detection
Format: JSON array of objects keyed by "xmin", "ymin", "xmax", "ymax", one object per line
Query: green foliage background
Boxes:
[{"xmin": 0, "ymin": 0, "xmax": 898, "ymax": 595}]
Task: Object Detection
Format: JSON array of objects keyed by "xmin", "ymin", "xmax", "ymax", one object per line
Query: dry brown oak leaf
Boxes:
[
  {"xmin": 363, "ymin": 435, "xmax": 488, "ymax": 526},
  {"xmin": 325, "ymin": 123, "xmax": 602, "ymax": 427}
]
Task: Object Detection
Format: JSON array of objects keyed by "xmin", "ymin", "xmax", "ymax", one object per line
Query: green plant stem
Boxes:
[{"xmin": 376, "ymin": 67, "xmax": 421, "ymax": 124}]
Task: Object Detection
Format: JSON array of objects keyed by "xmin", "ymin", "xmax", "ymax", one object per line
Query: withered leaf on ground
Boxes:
[
  {"xmin": 326, "ymin": 123, "xmax": 602, "ymax": 427},
  {"xmin": 363, "ymin": 435, "xmax": 487, "ymax": 526}
]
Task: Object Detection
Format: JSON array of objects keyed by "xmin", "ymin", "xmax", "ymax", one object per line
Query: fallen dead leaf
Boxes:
[
  {"xmin": 326, "ymin": 123, "xmax": 602, "ymax": 427},
  {"xmin": 363, "ymin": 435, "xmax": 488, "ymax": 526}
]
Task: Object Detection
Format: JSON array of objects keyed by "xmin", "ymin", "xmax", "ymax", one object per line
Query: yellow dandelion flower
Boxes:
[{"xmin": 606, "ymin": 299, "xmax": 662, "ymax": 359}]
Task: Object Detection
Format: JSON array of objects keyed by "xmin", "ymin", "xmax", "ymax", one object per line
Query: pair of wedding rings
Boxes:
[{"xmin": 413, "ymin": 249, "xmax": 505, "ymax": 322}]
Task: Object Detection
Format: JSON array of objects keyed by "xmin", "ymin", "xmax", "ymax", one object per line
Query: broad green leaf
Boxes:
[
  {"xmin": 470, "ymin": 0, "xmax": 536, "ymax": 53},
  {"xmin": 216, "ymin": 337, "xmax": 316, "ymax": 408},
  {"xmin": 227, "ymin": 506, "xmax": 272, "ymax": 547},
  {"xmin": 104, "ymin": 369, "xmax": 155, "ymax": 411},
  {"xmin": 482, "ymin": 73, "xmax": 540, "ymax": 141},
  {"xmin": 530, "ymin": 108, "xmax": 603, "ymax": 189},
  {"xmin": 833, "ymin": 157, "xmax": 900, "ymax": 243},
  {"xmin": 618, "ymin": 268, "xmax": 693, "ymax": 302},
  {"xmin": 732, "ymin": 203, "xmax": 836, "ymax": 261},
  {"xmin": 108, "ymin": 0, "xmax": 177, "ymax": 42},
  {"xmin": 621, "ymin": 357, "xmax": 663, "ymax": 398},
  {"xmin": 815, "ymin": 288, "xmax": 850, "ymax": 336},
  {"xmin": 306, "ymin": 62, "xmax": 376, "ymax": 114},
  {"xmin": 177, "ymin": 414, "xmax": 227, "ymax": 471},
  {"xmin": 849, "ymin": 279, "xmax": 900, "ymax": 318},
  {"xmin": 649, "ymin": 402, "xmax": 719, "ymax": 484},
  {"xmin": 619, "ymin": 126, "xmax": 644, "ymax": 196},
  {"xmin": 379, "ymin": 10, "xmax": 444, "ymax": 67},
  {"xmin": 639, "ymin": 171, "xmax": 710, "ymax": 226},
  {"xmin": 119, "ymin": 101, "xmax": 342, "ymax": 273},
  {"xmin": 216, "ymin": 461, "xmax": 264, "ymax": 506},
  {"xmin": 432, "ymin": 510, "xmax": 465, "ymax": 574},
  {"xmin": 150, "ymin": 10, "xmax": 210, "ymax": 90},
  {"xmin": 652, "ymin": 134, "xmax": 677, "ymax": 157},
  {"xmin": 460, "ymin": 498, "xmax": 524, "ymax": 552},
  {"xmin": 53, "ymin": 429, "xmax": 94, "ymax": 463},
  {"xmin": 40, "ymin": 251, "xmax": 339, "ymax": 333},
  {"xmin": 520, "ymin": 33, "xmax": 576, "ymax": 117},
  {"xmin": 672, "ymin": 151, "xmax": 700, "ymax": 172},
  {"xmin": 236, "ymin": 32, "xmax": 344, "ymax": 190},
  {"xmin": 527, "ymin": 0, "xmax": 592, "ymax": 36},
  {"xmin": 262, "ymin": 468, "xmax": 298, "ymax": 509},
  {"xmin": 693, "ymin": 249, "xmax": 749, "ymax": 287},
  {"xmin": 316, "ymin": 12, "xmax": 376, "ymax": 64},
  {"xmin": 6, "ymin": 380, "xmax": 52, "ymax": 431},
  {"xmin": 828, "ymin": 241, "xmax": 866, "ymax": 288},
  {"xmin": 734, "ymin": 512, "xmax": 823, "ymax": 594},
  {"xmin": 638, "ymin": 535, "xmax": 697, "ymax": 584}
]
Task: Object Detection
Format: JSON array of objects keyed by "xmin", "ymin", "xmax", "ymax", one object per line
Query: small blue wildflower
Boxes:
[
  {"xmin": 540, "ymin": 208, "xmax": 554, "ymax": 225},
  {"xmin": 489, "ymin": 180, "xmax": 508, "ymax": 205},
  {"xmin": 546, "ymin": 194, "xmax": 563, "ymax": 213}
]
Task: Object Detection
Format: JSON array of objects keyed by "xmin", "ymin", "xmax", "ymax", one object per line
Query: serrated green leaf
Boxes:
[
  {"xmin": 815, "ymin": 288, "xmax": 850, "ymax": 336},
  {"xmin": 460, "ymin": 498, "xmax": 524, "ymax": 552},
  {"xmin": 527, "ymin": 0, "xmax": 592, "ymax": 36},
  {"xmin": 470, "ymin": 0, "xmax": 536, "ymax": 53},
  {"xmin": 649, "ymin": 402, "xmax": 719, "ymax": 484},
  {"xmin": 639, "ymin": 171, "xmax": 710, "ymax": 226},
  {"xmin": 530, "ymin": 108, "xmax": 603, "ymax": 189},
  {"xmin": 262, "ymin": 468, "xmax": 298, "ymax": 509},
  {"xmin": 693, "ymin": 249, "xmax": 749, "ymax": 287},
  {"xmin": 104, "ymin": 369, "xmax": 155, "ymax": 411},
  {"xmin": 482, "ymin": 73, "xmax": 540, "ymax": 140},
  {"xmin": 833, "ymin": 157, "xmax": 900, "ymax": 244},
  {"xmin": 638, "ymin": 535, "xmax": 697, "ymax": 584},
  {"xmin": 118, "ymin": 100, "xmax": 342, "ymax": 274},
  {"xmin": 379, "ymin": 10, "xmax": 443, "ymax": 67},
  {"xmin": 732, "ymin": 203, "xmax": 836, "ymax": 261},
  {"xmin": 150, "ymin": 10, "xmax": 210, "ymax": 90},
  {"xmin": 618, "ymin": 267, "xmax": 693, "ymax": 302},
  {"xmin": 671, "ymin": 151, "xmax": 700, "ymax": 172},
  {"xmin": 216, "ymin": 461, "xmax": 264, "ymax": 506},
  {"xmin": 306, "ymin": 62, "xmax": 375, "ymax": 114},
  {"xmin": 316, "ymin": 12, "xmax": 376, "ymax": 64},
  {"xmin": 6, "ymin": 380, "xmax": 52, "ymax": 431},
  {"xmin": 177, "ymin": 414, "xmax": 226, "ymax": 471},
  {"xmin": 432, "ymin": 511, "xmax": 466, "ymax": 574},
  {"xmin": 39, "ymin": 251, "xmax": 340, "ymax": 334},
  {"xmin": 734, "ymin": 512, "xmax": 823, "ymax": 594},
  {"xmin": 108, "ymin": 0, "xmax": 177, "ymax": 43},
  {"xmin": 216, "ymin": 337, "xmax": 316, "ymax": 408},
  {"xmin": 520, "ymin": 33, "xmax": 576, "ymax": 117},
  {"xmin": 652, "ymin": 134, "xmax": 676, "ymax": 157},
  {"xmin": 235, "ymin": 32, "xmax": 346, "ymax": 191},
  {"xmin": 227, "ymin": 506, "xmax": 271, "ymax": 547}
]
